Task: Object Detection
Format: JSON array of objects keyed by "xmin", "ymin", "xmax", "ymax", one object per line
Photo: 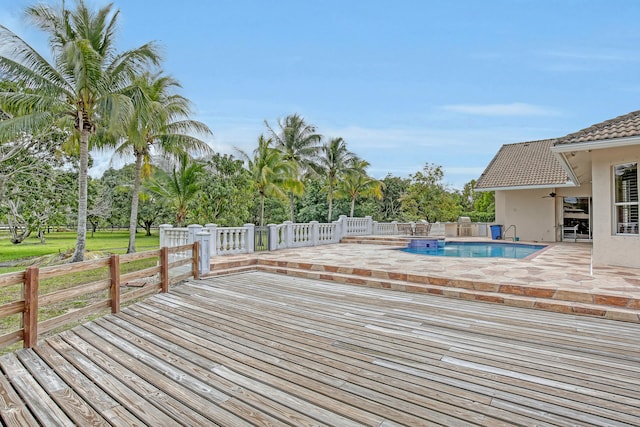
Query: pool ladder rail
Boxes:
[{"xmin": 503, "ymin": 224, "xmax": 517, "ymax": 241}]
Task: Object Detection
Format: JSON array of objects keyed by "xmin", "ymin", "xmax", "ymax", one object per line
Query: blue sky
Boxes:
[{"xmin": 2, "ymin": 0, "xmax": 640, "ymax": 189}]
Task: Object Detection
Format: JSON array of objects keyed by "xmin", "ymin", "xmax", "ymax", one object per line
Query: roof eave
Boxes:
[
  {"xmin": 551, "ymin": 151, "xmax": 580, "ymax": 187},
  {"xmin": 551, "ymin": 136, "xmax": 640, "ymax": 153},
  {"xmin": 475, "ymin": 182, "xmax": 577, "ymax": 192}
]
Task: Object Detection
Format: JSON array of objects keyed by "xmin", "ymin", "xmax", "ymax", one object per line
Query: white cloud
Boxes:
[{"xmin": 441, "ymin": 102, "xmax": 561, "ymax": 117}]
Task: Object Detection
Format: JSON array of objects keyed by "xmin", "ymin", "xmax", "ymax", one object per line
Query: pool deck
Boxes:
[{"xmin": 208, "ymin": 237, "xmax": 640, "ymax": 322}]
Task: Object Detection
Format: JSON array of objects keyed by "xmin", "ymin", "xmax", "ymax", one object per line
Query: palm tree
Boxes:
[
  {"xmin": 317, "ymin": 137, "xmax": 358, "ymax": 222},
  {"xmin": 112, "ymin": 72, "xmax": 212, "ymax": 253},
  {"xmin": 0, "ymin": 1, "xmax": 160, "ymax": 261},
  {"xmin": 335, "ymin": 160, "xmax": 384, "ymax": 217},
  {"xmin": 147, "ymin": 154, "xmax": 202, "ymax": 227},
  {"xmin": 265, "ymin": 113, "xmax": 321, "ymax": 221},
  {"xmin": 239, "ymin": 135, "xmax": 299, "ymax": 227}
]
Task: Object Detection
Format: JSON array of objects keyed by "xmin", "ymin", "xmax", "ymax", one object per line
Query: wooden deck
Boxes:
[{"xmin": 1, "ymin": 271, "xmax": 640, "ymax": 426}]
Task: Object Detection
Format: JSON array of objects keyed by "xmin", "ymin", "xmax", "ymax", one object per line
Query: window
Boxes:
[{"xmin": 614, "ymin": 163, "xmax": 638, "ymax": 234}]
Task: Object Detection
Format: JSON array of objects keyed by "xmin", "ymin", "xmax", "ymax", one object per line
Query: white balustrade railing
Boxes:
[
  {"xmin": 159, "ymin": 217, "xmax": 491, "ymax": 262},
  {"xmin": 374, "ymin": 221, "xmax": 398, "ymax": 235}
]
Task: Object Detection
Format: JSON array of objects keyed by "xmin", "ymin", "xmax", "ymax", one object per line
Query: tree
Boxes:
[
  {"xmin": 192, "ymin": 153, "xmax": 254, "ymax": 226},
  {"xmin": 317, "ymin": 137, "xmax": 358, "ymax": 222},
  {"xmin": 378, "ymin": 174, "xmax": 410, "ymax": 221},
  {"xmin": 335, "ymin": 160, "xmax": 383, "ymax": 217},
  {"xmin": 0, "ymin": 1, "xmax": 160, "ymax": 261},
  {"xmin": 147, "ymin": 154, "xmax": 203, "ymax": 227},
  {"xmin": 239, "ymin": 135, "xmax": 298, "ymax": 227},
  {"xmin": 265, "ymin": 114, "xmax": 322, "ymax": 221},
  {"xmin": 400, "ymin": 163, "xmax": 461, "ymax": 222},
  {"xmin": 111, "ymin": 72, "xmax": 211, "ymax": 253}
]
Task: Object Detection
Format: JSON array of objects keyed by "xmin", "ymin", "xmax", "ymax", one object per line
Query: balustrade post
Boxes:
[
  {"xmin": 310, "ymin": 221, "xmax": 319, "ymax": 246},
  {"xmin": 338, "ymin": 215, "xmax": 347, "ymax": 239},
  {"xmin": 333, "ymin": 219, "xmax": 341, "ymax": 243},
  {"xmin": 392, "ymin": 221, "xmax": 398, "ymax": 235},
  {"xmin": 284, "ymin": 221, "xmax": 293, "ymax": 248},
  {"xmin": 365, "ymin": 216, "xmax": 373, "ymax": 235},
  {"xmin": 244, "ymin": 224, "xmax": 255, "ymax": 253},
  {"xmin": 267, "ymin": 224, "xmax": 278, "ymax": 251},
  {"xmin": 196, "ymin": 231, "xmax": 211, "ymax": 275},
  {"xmin": 372, "ymin": 220, "xmax": 378, "ymax": 235},
  {"xmin": 187, "ymin": 224, "xmax": 203, "ymax": 244},
  {"xmin": 23, "ymin": 266, "xmax": 39, "ymax": 348},
  {"xmin": 110, "ymin": 254, "xmax": 120, "ymax": 313},
  {"xmin": 205, "ymin": 224, "xmax": 218, "ymax": 256},
  {"xmin": 159, "ymin": 224, "xmax": 173, "ymax": 248}
]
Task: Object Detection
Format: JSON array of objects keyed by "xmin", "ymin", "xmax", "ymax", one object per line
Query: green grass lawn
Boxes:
[
  {"xmin": 0, "ymin": 230, "xmax": 163, "ymax": 353},
  {"xmin": 0, "ymin": 230, "xmax": 160, "ymax": 264}
]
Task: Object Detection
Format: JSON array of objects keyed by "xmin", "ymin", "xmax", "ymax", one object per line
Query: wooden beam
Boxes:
[
  {"xmin": 23, "ymin": 266, "xmax": 39, "ymax": 348},
  {"xmin": 160, "ymin": 247, "xmax": 169, "ymax": 293},
  {"xmin": 110, "ymin": 254, "xmax": 120, "ymax": 314},
  {"xmin": 192, "ymin": 241, "xmax": 200, "ymax": 280}
]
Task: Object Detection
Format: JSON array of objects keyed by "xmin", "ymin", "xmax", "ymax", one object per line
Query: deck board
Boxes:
[{"xmin": 1, "ymin": 271, "xmax": 640, "ymax": 426}]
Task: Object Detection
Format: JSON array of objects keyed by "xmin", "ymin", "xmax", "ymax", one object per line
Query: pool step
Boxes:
[{"xmin": 253, "ymin": 259, "xmax": 640, "ymax": 323}]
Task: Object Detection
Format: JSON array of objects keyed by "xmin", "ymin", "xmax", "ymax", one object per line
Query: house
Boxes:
[{"xmin": 476, "ymin": 111, "xmax": 640, "ymax": 269}]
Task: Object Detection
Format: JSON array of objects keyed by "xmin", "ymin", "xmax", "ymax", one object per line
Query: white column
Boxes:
[
  {"xmin": 196, "ymin": 231, "xmax": 211, "ymax": 275},
  {"xmin": 158, "ymin": 224, "xmax": 173, "ymax": 248},
  {"xmin": 284, "ymin": 221, "xmax": 293, "ymax": 248},
  {"xmin": 244, "ymin": 223, "xmax": 255, "ymax": 253},
  {"xmin": 310, "ymin": 221, "xmax": 319, "ymax": 246},
  {"xmin": 205, "ymin": 223, "xmax": 217, "ymax": 256},
  {"xmin": 187, "ymin": 224, "xmax": 203, "ymax": 244},
  {"xmin": 267, "ymin": 224, "xmax": 278, "ymax": 250}
]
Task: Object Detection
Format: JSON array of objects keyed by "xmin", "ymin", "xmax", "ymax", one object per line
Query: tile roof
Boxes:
[
  {"xmin": 555, "ymin": 110, "xmax": 640, "ymax": 146},
  {"xmin": 475, "ymin": 139, "xmax": 569, "ymax": 189}
]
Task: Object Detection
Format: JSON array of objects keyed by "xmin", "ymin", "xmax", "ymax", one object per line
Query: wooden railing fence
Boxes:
[{"xmin": 0, "ymin": 243, "xmax": 198, "ymax": 350}]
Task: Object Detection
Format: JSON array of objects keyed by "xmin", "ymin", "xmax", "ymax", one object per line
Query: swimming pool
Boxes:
[{"xmin": 400, "ymin": 241, "xmax": 546, "ymax": 259}]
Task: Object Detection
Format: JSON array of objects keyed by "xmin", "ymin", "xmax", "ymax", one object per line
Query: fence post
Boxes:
[
  {"xmin": 196, "ymin": 231, "xmax": 211, "ymax": 276},
  {"xmin": 284, "ymin": 221, "xmax": 293, "ymax": 248},
  {"xmin": 187, "ymin": 224, "xmax": 203, "ymax": 244},
  {"xmin": 110, "ymin": 254, "xmax": 120, "ymax": 313},
  {"xmin": 333, "ymin": 219, "xmax": 341, "ymax": 243},
  {"xmin": 365, "ymin": 216, "xmax": 373, "ymax": 235},
  {"xmin": 159, "ymin": 224, "xmax": 173, "ymax": 248},
  {"xmin": 23, "ymin": 266, "xmax": 39, "ymax": 348},
  {"xmin": 310, "ymin": 221, "xmax": 319, "ymax": 246},
  {"xmin": 267, "ymin": 224, "xmax": 278, "ymax": 251},
  {"xmin": 338, "ymin": 215, "xmax": 347, "ymax": 239},
  {"xmin": 392, "ymin": 221, "xmax": 398, "ymax": 235},
  {"xmin": 192, "ymin": 241, "xmax": 200, "ymax": 280},
  {"xmin": 244, "ymin": 224, "xmax": 255, "ymax": 253},
  {"xmin": 160, "ymin": 247, "xmax": 169, "ymax": 292},
  {"xmin": 372, "ymin": 220, "xmax": 378, "ymax": 235},
  {"xmin": 205, "ymin": 223, "xmax": 217, "ymax": 256}
]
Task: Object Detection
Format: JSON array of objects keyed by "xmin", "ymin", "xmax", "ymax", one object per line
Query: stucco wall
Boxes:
[
  {"xmin": 494, "ymin": 188, "xmax": 557, "ymax": 242},
  {"xmin": 591, "ymin": 145, "xmax": 640, "ymax": 269}
]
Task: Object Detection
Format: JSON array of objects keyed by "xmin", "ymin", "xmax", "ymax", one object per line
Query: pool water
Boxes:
[{"xmin": 400, "ymin": 241, "xmax": 546, "ymax": 259}]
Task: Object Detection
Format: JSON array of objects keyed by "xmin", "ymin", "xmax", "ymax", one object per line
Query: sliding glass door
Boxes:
[{"xmin": 562, "ymin": 197, "xmax": 592, "ymax": 241}]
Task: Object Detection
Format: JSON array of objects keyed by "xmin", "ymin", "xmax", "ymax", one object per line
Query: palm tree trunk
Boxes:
[
  {"xmin": 260, "ymin": 192, "xmax": 265, "ymax": 227},
  {"xmin": 350, "ymin": 197, "xmax": 356, "ymax": 217},
  {"xmin": 71, "ymin": 130, "xmax": 89, "ymax": 262},
  {"xmin": 327, "ymin": 180, "xmax": 334, "ymax": 222},
  {"xmin": 127, "ymin": 153, "xmax": 143, "ymax": 254},
  {"xmin": 289, "ymin": 192, "xmax": 295, "ymax": 222}
]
